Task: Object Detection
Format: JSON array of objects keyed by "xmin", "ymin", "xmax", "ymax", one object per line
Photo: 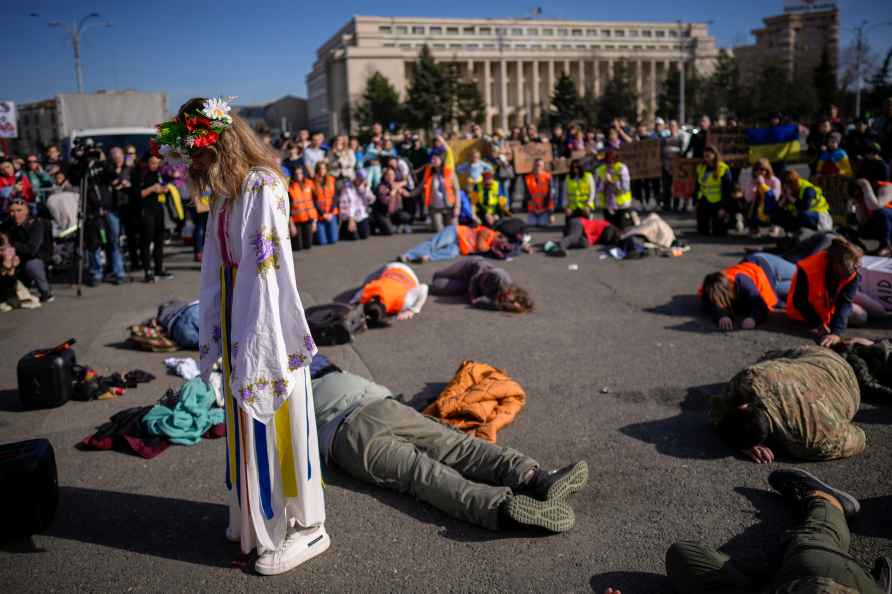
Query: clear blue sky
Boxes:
[{"xmin": 4, "ymin": 0, "xmax": 891, "ymax": 113}]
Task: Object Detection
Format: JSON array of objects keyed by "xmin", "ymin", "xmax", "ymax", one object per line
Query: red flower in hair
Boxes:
[
  {"xmin": 192, "ymin": 131, "xmax": 219, "ymax": 149},
  {"xmin": 185, "ymin": 115, "xmax": 212, "ymax": 132}
]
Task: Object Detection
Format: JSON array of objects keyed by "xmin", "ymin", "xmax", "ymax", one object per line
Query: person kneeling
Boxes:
[
  {"xmin": 314, "ymin": 368, "xmax": 587, "ymax": 532},
  {"xmin": 352, "ymin": 261, "xmax": 428, "ymax": 325}
]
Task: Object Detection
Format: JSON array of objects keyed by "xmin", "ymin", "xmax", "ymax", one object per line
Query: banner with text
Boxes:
[
  {"xmin": 512, "ymin": 142, "xmax": 553, "ymax": 175},
  {"xmin": 619, "ymin": 139, "xmax": 661, "ymax": 180},
  {"xmin": 0, "ymin": 102, "xmax": 17, "ymax": 139}
]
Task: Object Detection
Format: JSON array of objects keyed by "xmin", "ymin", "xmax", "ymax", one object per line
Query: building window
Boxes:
[
  {"xmin": 601, "ymin": 29, "xmax": 611, "ymax": 37},
  {"xmin": 527, "ymin": 28, "xmax": 539, "ymax": 36},
  {"xmin": 576, "ymin": 44, "xmax": 587, "ymax": 49},
  {"xmin": 515, "ymin": 43, "xmax": 527, "ymax": 49},
  {"xmin": 571, "ymin": 29, "xmax": 583, "ymax": 37},
  {"xmin": 557, "ymin": 28, "xmax": 569, "ymax": 36},
  {"xmin": 479, "ymin": 27, "xmax": 492, "ymax": 35},
  {"xmin": 614, "ymin": 30, "xmax": 625, "ymax": 37},
  {"xmin": 433, "ymin": 43, "xmax": 445, "ymax": 49},
  {"xmin": 547, "ymin": 44, "xmax": 558, "ymax": 50},
  {"xmin": 412, "ymin": 26, "xmax": 425, "ymax": 34},
  {"xmin": 633, "ymin": 45, "xmax": 643, "ymax": 49},
  {"xmin": 591, "ymin": 44, "xmax": 601, "ymax": 49},
  {"xmin": 449, "ymin": 43, "xmax": 462, "ymax": 49},
  {"xmin": 483, "ymin": 43, "xmax": 496, "ymax": 49},
  {"xmin": 655, "ymin": 30, "xmax": 666, "ymax": 38},
  {"xmin": 399, "ymin": 43, "xmax": 411, "ymax": 49},
  {"xmin": 430, "ymin": 26, "xmax": 443, "ymax": 35},
  {"xmin": 446, "ymin": 26, "xmax": 459, "ymax": 34},
  {"xmin": 509, "ymin": 27, "xmax": 522, "ymax": 36},
  {"xmin": 530, "ymin": 44, "xmax": 542, "ymax": 49},
  {"xmin": 542, "ymin": 28, "xmax": 554, "ymax": 36},
  {"xmin": 562, "ymin": 44, "xmax": 572, "ymax": 49},
  {"xmin": 463, "ymin": 26, "xmax": 475, "ymax": 35},
  {"xmin": 395, "ymin": 25, "xmax": 408, "ymax": 34},
  {"xmin": 618, "ymin": 45, "xmax": 629, "ymax": 50},
  {"xmin": 642, "ymin": 30, "xmax": 652, "ymax": 38},
  {"xmin": 495, "ymin": 27, "xmax": 507, "ymax": 35},
  {"xmin": 646, "ymin": 44, "xmax": 656, "ymax": 49},
  {"xmin": 467, "ymin": 43, "xmax": 479, "ymax": 49},
  {"xmin": 629, "ymin": 30, "xmax": 639, "ymax": 37},
  {"xmin": 587, "ymin": 30, "xmax": 598, "ymax": 37},
  {"xmin": 378, "ymin": 26, "xmax": 392, "ymax": 34},
  {"xmin": 383, "ymin": 42, "xmax": 395, "ymax": 48},
  {"xmin": 668, "ymin": 30, "xmax": 678, "ymax": 37}
]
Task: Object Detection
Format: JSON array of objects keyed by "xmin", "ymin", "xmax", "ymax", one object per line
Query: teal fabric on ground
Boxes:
[{"xmin": 143, "ymin": 378, "xmax": 224, "ymax": 445}]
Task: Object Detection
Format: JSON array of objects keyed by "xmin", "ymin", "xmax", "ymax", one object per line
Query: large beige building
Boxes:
[
  {"xmin": 307, "ymin": 16, "xmax": 718, "ymax": 135},
  {"xmin": 734, "ymin": 7, "xmax": 839, "ymax": 86}
]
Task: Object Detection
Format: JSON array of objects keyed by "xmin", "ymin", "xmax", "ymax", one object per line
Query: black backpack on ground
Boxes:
[
  {"xmin": 305, "ymin": 303, "xmax": 367, "ymax": 346},
  {"xmin": 0, "ymin": 438, "xmax": 59, "ymax": 540}
]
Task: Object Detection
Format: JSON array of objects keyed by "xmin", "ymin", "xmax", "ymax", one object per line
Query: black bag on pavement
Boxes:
[
  {"xmin": 16, "ymin": 340, "xmax": 77, "ymax": 409},
  {"xmin": 0, "ymin": 438, "xmax": 59, "ymax": 539},
  {"xmin": 306, "ymin": 304, "xmax": 367, "ymax": 346}
]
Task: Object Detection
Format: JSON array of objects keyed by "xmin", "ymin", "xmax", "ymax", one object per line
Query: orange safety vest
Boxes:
[
  {"xmin": 456, "ymin": 225, "xmax": 498, "ymax": 256},
  {"xmin": 723, "ymin": 262, "xmax": 778, "ymax": 311},
  {"xmin": 423, "ymin": 166, "xmax": 457, "ymax": 208},
  {"xmin": 359, "ymin": 265, "xmax": 419, "ymax": 315},
  {"xmin": 524, "ymin": 172, "xmax": 553, "ymax": 214},
  {"xmin": 312, "ymin": 175, "xmax": 338, "ymax": 216},
  {"xmin": 786, "ymin": 251, "xmax": 858, "ymax": 326},
  {"xmin": 289, "ymin": 180, "xmax": 318, "ymax": 223}
]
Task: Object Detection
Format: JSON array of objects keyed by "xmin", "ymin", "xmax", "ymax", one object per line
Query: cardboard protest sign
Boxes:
[
  {"xmin": 449, "ymin": 139, "xmax": 488, "ymax": 167},
  {"xmin": 550, "ymin": 158, "xmax": 569, "ymax": 175},
  {"xmin": 707, "ymin": 129, "xmax": 748, "ymax": 165},
  {"xmin": 860, "ymin": 256, "xmax": 892, "ymax": 316},
  {"xmin": 618, "ymin": 139, "xmax": 661, "ymax": 180},
  {"xmin": 0, "ymin": 102, "xmax": 17, "ymax": 138},
  {"xmin": 811, "ymin": 174, "xmax": 850, "ymax": 226},
  {"xmin": 512, "ymin": 142, "xmax": 553, "ymax": 175},
  {"xmin": 671, "ymin": 157, "xmax": 699, "ymax": 198}
]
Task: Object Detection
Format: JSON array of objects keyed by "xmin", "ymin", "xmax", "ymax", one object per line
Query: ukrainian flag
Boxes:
[{"xmin": 745, "ymin": 124, "xmax": 801, "ymax": 164}]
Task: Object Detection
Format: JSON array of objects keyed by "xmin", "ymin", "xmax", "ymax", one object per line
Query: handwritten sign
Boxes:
[
  {"xmin": 0, "ymin": 101, "xmax": 17, "ymax": 139},
  {"xmin": 618, "ymin": 139, "xmax": 661, "ymax": 180},
  {"xmin": 449, "ymin": 139, "xmax": 488, "ymax": 168},
  {"xmin": 512, "ymin": 142, "xmax": 553, "ymax": 175},
  {"xmin": 707, "ymin": 129, "xmax": 748, "ymax": 166},
  {"xmin": 811, "ymin": 174, "xmax": 851, "ymax": 226},
  {"xmin": 671, "ymin": 157, "xmax": 699, "ymax": 198}
]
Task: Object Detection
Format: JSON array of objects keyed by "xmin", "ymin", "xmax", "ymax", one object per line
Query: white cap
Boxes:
[{"xmin": 654, "ymin": 117, "xmax": 665, "ymax": 125}]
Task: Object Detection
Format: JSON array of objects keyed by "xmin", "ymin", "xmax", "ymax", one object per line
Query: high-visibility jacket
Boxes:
[
  {"xmin": 473, "ymin": 180, "xmax": 503, "ymax": 216},
  {"xmin": 360, "ymin": 264, "xmax": 419, "ymax": 315},
  {"xmin": 524, "ymin": 172, "xmax": 553, "ymax": 214},
  {"xmin": 722, "ymin": 261, "xmax": 779, "ymax": 311},
  {"xmin": 566, "ymin": 172, "xmax": 595, "ymax": 212},
  {"xmin": 289, "ymin": 180, "xmax": 318, "ymax": 223},
  {"xmin": 423, "ymin": 166, "xmax": 457, "ymax": 208},
  {"xmin": 794, "ymin": 179, "xmax": 829, "ymax": 214},
  {"xmin": 457, "ymin": 225, "xmax": 498, "ymax": 256},
  {"xmin": 595, "ymin": 163, "xmax": 632, "ymax": 209},
  {"xmin": 312, "ymin": 175, "xmax": 338, "ymax": 216},
  {"xmin": 696, "ymin": 162, "xmax": 730, "ymax": 204},
  {"xmin": 786, "ymin": 251, "xmax": 858, "ymax": 326}
]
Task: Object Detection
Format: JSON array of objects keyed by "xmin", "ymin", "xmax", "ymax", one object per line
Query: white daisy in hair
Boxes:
[{"xmin": 202, "ymin": 96, "xmax": 236, "ymax": 122}]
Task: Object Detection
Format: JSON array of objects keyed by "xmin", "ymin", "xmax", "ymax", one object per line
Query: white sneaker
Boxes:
[{"xmin": 255, "ymin": 525, "xmax": 330, "ymax": 576}]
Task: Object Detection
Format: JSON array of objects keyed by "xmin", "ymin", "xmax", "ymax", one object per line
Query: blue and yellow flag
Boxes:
[{"xmin": 745, "ymin": 124, "xmax": 801, "ymax": 164}]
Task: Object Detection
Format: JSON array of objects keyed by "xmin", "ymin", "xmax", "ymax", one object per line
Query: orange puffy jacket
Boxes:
[{"xmin": 423, "ymin": 360, "xmax": 526, "ymax": 443}]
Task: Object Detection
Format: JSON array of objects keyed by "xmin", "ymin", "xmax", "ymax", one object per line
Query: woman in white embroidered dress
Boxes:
[{"xmin": 162, "ymin": 97, "xmax": 327, "ymax": 575}]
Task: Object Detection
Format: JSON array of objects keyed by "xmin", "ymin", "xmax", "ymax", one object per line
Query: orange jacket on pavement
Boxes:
[{"xmin": 359, "ymin": 264, "xmax": 419, "ymax": 315}]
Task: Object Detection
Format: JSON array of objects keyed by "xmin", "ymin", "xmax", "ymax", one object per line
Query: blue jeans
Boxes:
[
  {"xmin": 169, "ymin": 303, "xmax": 199, "ymax": 349},
  {"xmin": 401, "ymin": 224, "xmax": 460, "ymax": 262},
  {"xmin": 745, "ymin": 252, "xmax": 796, "ymax": 301},
  {"xmin": 316, "ymin": 217, "xmax": 339, "ymax": 245},
  {"xmin": 189, "ymin": 207, "xmax": 208, "ymax": 255},
  {"xmin": 527, "ymin": 212, "xmax": 551, "ymax": 227},
  {"xmin": 89, "ymin": 211, "xmax": 125, "ymax": 281}
]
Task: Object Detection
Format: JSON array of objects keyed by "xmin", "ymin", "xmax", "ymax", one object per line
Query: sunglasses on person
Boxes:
[
  {"xmin": 9, "ymin": 198, "xmax": 27, "ymax": 206},
  {"xmin": 126, "ymin": 150, "xmax": 136, "ymax": 155}
]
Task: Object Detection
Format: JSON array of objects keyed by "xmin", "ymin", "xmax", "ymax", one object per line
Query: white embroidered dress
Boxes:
[{"xmin": 199, "ymin": 168, "xmax": 324, "ymax": 554}]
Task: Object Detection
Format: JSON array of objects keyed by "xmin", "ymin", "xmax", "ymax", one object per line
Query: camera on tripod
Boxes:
[{"xmin": 70, "ymin": 138, "xmax": 106, "ymax": 179}]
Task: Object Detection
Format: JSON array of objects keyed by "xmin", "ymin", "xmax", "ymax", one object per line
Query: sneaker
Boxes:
[
  {"xmin": 254, "ymin": 525, "xmax": 330, "ymax": 576},
  {"xmin": 39, "ymin": 291, "xmax": 55, "ymax": 303},
  {"xmin": 499, "ymin": 495, "xmax": 575, "ymax": 533},
  {"xmin": 873, "ymin": 557, "xmax": 891, "ymax": 594},
  {"xmin": 113, "ymin": 277, "xmax": 126, "ymax": 286},
  {"xmin": 225, "ymin": 525, "xmax": 239, "ymax": 543},
  {"xmin": 768, "ymin": 468, "xmax": 861, "ymax": 521},
  {"xmin": 144, "ymin": 272, "xmax": 156, "ymax": 283},
  {"xmin": 525, "ymin": 461, "xmax": 589, "ymax": 501},
  {"xmin": 155, "ymin": 270, "xmax": 175, "ymax": 280},
  {"xmin": 84, "ymin": 278, "xmax": 99, "ymax": 288}
]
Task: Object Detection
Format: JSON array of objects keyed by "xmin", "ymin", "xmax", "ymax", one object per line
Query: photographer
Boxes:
[{"xmin": 132, "ymin": 154, "xmax": 173, "ymax": 283}]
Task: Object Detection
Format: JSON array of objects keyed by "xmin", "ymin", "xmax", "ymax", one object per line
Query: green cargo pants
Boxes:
[
  {"xmin": 331, "ymin": 399, "xmax": 537, "ymax": 530},
  {"xmin": 665, "ymin": 498, "xmax": 882, "ymax": 594}
]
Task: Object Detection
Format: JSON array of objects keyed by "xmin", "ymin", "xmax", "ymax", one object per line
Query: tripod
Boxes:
[{"xmin": 75, "ymin": 162, "xmax": 102, "ymax": 298}]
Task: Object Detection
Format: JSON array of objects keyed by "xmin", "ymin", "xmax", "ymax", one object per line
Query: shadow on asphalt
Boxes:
[
  {"xmin": 589, "ymin": 571, "xmax": 671, "ymax": 593},
  {"xmin": 852, "ymin": 494, "xmax": 892, "ymax": 539},
  {"xmin": 719, "ymin": 487, "xmax": 786, "ymax": 572},
  {"xmin": 399, "ymin": 382, "xmax": 448, "ymax": 411},
  {"xmin": 854, "ymin": 404, "xmax": 892, "ymax": 425},
  {"xmin": 0, "ymin": 389, "xmax": 24, "ymax": 412},
  {"xmin": 20, "ymin": 486, "xmax": 234, "ymax": 568},
  {"xmin": 618, "ymin": 384, "xmax": 729, "ymax": 461}
]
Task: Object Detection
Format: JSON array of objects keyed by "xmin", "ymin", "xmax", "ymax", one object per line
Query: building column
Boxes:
[
  {"xmin": 484, "ymin": 60, "xmax": 493, "ymax": 132},
  {"xmin": 579, "ymin": 60, "xmax": 587, "ymax": 96},
  {"xmin": 593, "ymin": 60, "xmax": 600, "ymax": 96},
  {"xmin": 649, "ymin": 60, "xmax": 657, "ymax": 119},
  {"xmin": 516, "ymin": 60, "xmax": 525, "ymax": 124},
  {"xmin": 635, "ymin": 60, "xmax": 643, "ymax": 117},
  {"xmin": 499, "ymin": 59, "xmax": 508, "ymax": 131},
  {"xmin": 547, "ymin": 59, "xmax": 555, "ymax": 98},
  {"xmin": 467, "ymin": 60, "xmax": 474, "ymax": 81},
  {"xmin": 563, "ymin": 60, "xmax": 571, "ymax": 78},
  {"xmin": 532, "ymin": 60, "xmax": 541, "ymax": 122}
]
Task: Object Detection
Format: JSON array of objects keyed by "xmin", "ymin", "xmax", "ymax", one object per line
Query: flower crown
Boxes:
[{"xmin": 151, "ymin": 96, "xmax": 237, "ymax": 165}]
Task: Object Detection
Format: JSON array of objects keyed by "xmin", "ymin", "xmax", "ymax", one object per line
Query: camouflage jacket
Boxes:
[{"xmin": 713, "ymin": 346, "xmax": 866, "ymax": 461}]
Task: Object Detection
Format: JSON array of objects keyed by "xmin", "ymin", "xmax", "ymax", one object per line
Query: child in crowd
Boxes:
[
  {"xmin": 817, "ymin": 132, "xmax": 854, "ymax": 177},
  {"xmin": 431, "ymin": 256, "xmax": 534, "ymax": 313},
  {"xmin": 351, "ymin": 262, "xmax": 429, "ymax": 325},
  {"xmin": 743, "ymin": 159, "xmax": 783, "ymax": 237}
]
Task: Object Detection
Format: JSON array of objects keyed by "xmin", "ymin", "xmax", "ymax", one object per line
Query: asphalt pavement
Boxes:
[{"xmin": 1, "ymin": 212, "xmax": 890, "ymax": 593}]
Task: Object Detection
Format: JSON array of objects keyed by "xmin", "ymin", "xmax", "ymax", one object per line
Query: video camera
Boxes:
[{"xmin": 71, "ymin": 137, "xmax": 104, "ymax": 161}]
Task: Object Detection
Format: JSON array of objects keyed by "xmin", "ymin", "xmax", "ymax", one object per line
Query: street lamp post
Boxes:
[{"xmin": 43, "ymin": 12, "xmax": 112, "ymax": 94}]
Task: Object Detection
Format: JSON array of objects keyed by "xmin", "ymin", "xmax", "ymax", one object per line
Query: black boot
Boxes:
[
  {"xmin": 498, "ymin": 495, "xmax": 574, "ymax": 533},
  {"xmin": 874, "ymin": 557, "xmax": 891, "ymax": 594},
  {"xmin": 524, "ymin": 461, "xmax": 588, "ymax": 501},
  {"xmin": 768, "ymin": 468, "xmax": 860, "ymax": 521}
]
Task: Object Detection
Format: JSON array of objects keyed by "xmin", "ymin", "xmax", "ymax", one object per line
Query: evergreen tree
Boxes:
[
  {"xmin": 598, "ymin": 60, "xmax": 639, "ymax": 128},
  {"xmin": 701, "ymin": 50, "xmax": 740, "ymax": 119},
  {"xmin": 578, "ymin": 89, "xmax": 601, "ymax": 130},
  {"xmin": 544, "ymin": 73, "xmax": 581, "ymax": 128},
  {"xmin": 354, "ymin": 72, "xmax": 403, "ymax": 134},
  {"xmin": 866, "ymin": 47, "xmax": 892, "ymax": 115},
  {"xmin": 455, "ymin": 80, "xmax": 486, "ymax": 126},
  {"xmin": 813, "ymin": 48, "xmax": 838, "ymax": 110},
  {"xmin": 404, "ymin": 45, "xmax": 446, "ymax": 131}
]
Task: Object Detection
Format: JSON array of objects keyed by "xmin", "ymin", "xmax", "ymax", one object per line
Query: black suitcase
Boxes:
[
  {"xmin": 17, "ymin": 340, "xmax": 77, "ymax": 410},
  {"xmin": 0, "ymin": 439, "xmax": 59, "ymax": 539},
  {"xmin": 306, "ymin": 303, "xmax": 367, "ymax": 346}
]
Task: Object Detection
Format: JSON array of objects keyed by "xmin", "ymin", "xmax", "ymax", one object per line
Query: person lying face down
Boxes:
[
  {"xmin": 311, "ymin": 367, "xmax": 588, "ymax": 532},
  {"xmin": 712, "ymin": 345, "xmax": 866, "ymax": 464},
  {"xmin": 351, "ymin": 262, "xmax": 429, "ymax": 325},
  {"xmin": 429, "ymin": 256, "xmax": 534, "ymax": 313}
]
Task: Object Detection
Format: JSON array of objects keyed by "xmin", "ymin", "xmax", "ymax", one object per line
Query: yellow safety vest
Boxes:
[
  {"xmin": 696, "ymin": 162, "xmax": 730, "ymax": 204},
  {"xmin": 566, "ymin": 172, "xmax": 595, "ymax": 212},
  {"xmin": 595, "ymin": 163, "xmax": 632, "ymax": 209},
  {"xmin": 797, "ymin": 179, "xmax": 829, "ymax": 214},
  {"xmin": 473, "ymin": 180, "xmax": 502, "ymax": 215}
]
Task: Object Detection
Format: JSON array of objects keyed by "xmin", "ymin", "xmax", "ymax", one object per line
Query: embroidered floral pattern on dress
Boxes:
[
  {"xmin": 304, "ymin": 335, "xmax": 316, "ymax": 352},
  {"xmin": 287, "ymin": 352, "xmax": 307, "ymax": 371},
  {"xmin": 236, "ymin": 373, "xmax": 293, "ymax": 405},
  {"xmin": 252, "ymin": 226, "xmax": 281, "ymax": 274},
  {"xmin": 273, "ymin": 378, "xmax": 289, "ymax": 397}
]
